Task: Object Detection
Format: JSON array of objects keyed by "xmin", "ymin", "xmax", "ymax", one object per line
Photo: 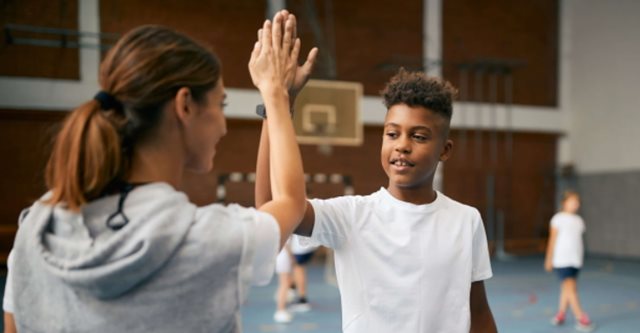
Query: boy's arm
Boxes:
[
  {"xmin": 295, "ymin": 202, "xmax": 316, "ymax": 236},
  {"xmin": 254, "ymin": 119, "xmax": 272, "ymax": 208},
  {"xmin": 544, "ymin": 227, "xmax": 558, "ymax": 272},
  {"xmin": 470, "ymin": 281, "xmax": 497, "ymax": 333},
  {"xmin": 255, "ymin": 120, "xmax": 316, "ymax": 237}
]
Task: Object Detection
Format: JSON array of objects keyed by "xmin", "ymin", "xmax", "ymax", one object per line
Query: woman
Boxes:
[{"xmin": 3, "ymin": 10, "xmax": 314, "ymax": 332}]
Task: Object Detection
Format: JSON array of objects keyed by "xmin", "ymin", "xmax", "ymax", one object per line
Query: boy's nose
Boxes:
[{"xmin": 394, "ymin": 138, "xmax": 411, "ymax": 154}]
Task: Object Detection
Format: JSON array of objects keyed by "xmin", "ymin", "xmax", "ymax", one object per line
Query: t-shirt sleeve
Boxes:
[
  {"xmin": 307, "ymin": 196, "xmax": 353, "ymax": 249},
  {"xmin": 194, "ymin": 203, "xmax": 280, "ymax": 304},
  {"xmin": 239, "ymin": 207, "xmax": 280, "ymax": 287},
  {"xmin": 550, "ymin": 215, "xmax": 560, "ymax": 229},
  {"xmin": 471, "ymin": 209, "xmax": 493, "ymax": 282},
  {"xmin": 3, "ymin": 250, "xmax": 14, "ymax": 313}
]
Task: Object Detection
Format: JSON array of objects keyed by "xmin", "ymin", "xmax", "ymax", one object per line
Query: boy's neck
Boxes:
[{"xmin": 386, "ymin": 185, "xmax": 437, "ymax": 205}]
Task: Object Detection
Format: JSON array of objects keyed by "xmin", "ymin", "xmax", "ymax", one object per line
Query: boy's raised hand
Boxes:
[
  {"xmin": 279, "ymin": 11, "xmax": 319, "ymax": 99},
  {"xmin": 289, "ymin": 44, "xmax": 318, "ymax": 104}
]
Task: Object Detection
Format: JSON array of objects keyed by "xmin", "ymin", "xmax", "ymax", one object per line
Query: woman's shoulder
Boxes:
[
  {"xmin": 193, "ymin": 203, "xmax": 276, "ymax": 235},
  {"xmin": 308, "ymin": 191, "xmax": 376, "ymax": 214},
  {"xmin": 189, "ymin": 203, "xmax": 279, "ymax": 257},
  {"xmin": 195, "ymin": 203, "xmax": 263, "ymax": 222}
]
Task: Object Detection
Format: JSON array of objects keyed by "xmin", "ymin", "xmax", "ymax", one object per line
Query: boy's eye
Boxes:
[
  {"xmin": 413, "ymin": 134, "xmax": 427, "ymax": 141},
  {"xmin": 221, "ymin": 102, "xmax": 228, "ymax": 108},
  {"xmin": 385, "ymin": 132, "xmax": 398, "ymax": 138}
]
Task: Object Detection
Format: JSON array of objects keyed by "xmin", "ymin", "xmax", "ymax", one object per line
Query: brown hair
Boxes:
[
  {"xmin": 46, "ymin": 25, "xmax": 221, "ymax": 210},
  {"xmin": 561, "ymin": 190, "xmax": 580, "ymax": 203}
]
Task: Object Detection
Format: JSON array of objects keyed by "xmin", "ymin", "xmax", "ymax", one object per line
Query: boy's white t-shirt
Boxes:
[
  {"xmin": 307, "ymin": 188, "xmax": 492, "ymax": 333},
  {"xmin": 550, "ymin": 212, "xmax": 585, "ymax": 268}
]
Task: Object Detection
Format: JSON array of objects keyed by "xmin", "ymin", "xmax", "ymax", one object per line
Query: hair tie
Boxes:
[{"xmin": 94, "ymin": 91, "xmax": 124, "ymax": 112}]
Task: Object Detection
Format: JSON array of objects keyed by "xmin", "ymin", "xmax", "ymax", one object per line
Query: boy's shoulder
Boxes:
[
  {"xmin": 311, "ymin": 189, "xmax": 481, "ymax": 220},
  {"xmin": 310, "ymin": 188, "xmax": 383, "ymax": 205},
  {"xmin": 329, "ymin": 189, "xmax": 480, "ymax": 211},
  {"xmin": 369, "ymin": 189, "xmax": 481, "ymax": 220},
  {"xmin": 434, "ymin": 192, "xmax": 482, "ymax": 218}
]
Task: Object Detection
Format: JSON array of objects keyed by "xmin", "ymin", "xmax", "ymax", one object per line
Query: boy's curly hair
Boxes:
[{"xmin": 381, "ymin": 68, "xmax": 458, "ymax": 120}]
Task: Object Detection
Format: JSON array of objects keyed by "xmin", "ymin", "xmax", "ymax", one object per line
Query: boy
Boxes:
[{"xmin": 256, "ymin": 68, "xmax": 496, "ymax": 332}]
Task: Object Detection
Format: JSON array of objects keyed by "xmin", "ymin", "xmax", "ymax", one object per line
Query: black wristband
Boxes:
[
  {"xmin": 256, "ymin": 104, "xmax": 267, "ymax": 119},
  {"xmin": 255, "ymin": 103, "xmax": 294, "ymax": 119}
]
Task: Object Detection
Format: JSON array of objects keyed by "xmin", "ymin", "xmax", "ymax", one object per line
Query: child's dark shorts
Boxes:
[
  {"xmin": 554, "ymin": 267, "xmax": 580, "ymax": 280},
  {"xmin": 294, "ymin": 252, "xmax": 315, "ymax": 265}
]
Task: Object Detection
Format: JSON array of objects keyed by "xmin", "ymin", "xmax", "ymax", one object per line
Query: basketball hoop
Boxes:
[
  {"xmin": 292, "ymin": 80, "xmax": 363, "ymax": 154},
  {"xmin": 313, "ymin": 123, "xmax": 334, "ymax": 156}
]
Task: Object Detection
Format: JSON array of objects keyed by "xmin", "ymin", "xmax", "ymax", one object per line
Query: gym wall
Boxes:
[
  {"xmin": 0, "ymin": 0, "xmax": 562, "ymax": 260},
  {"xmin": 566, "ymin": 0, "xmax": 640, "ymax": 258}
]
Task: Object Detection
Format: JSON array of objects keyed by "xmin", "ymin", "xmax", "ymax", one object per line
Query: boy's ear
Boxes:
[
  {"xmin": 439, "ymin": 139, "xmax": 453, "ymax": 162},
  {"xmin": 173, "ymin": 87, "xmax": 195, "ymax": 125}
]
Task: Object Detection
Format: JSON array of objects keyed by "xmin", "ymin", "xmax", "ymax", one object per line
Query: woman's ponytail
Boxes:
[{"xmin": 45, "ymin": 100, "xmax": 124, "ymax": 210}]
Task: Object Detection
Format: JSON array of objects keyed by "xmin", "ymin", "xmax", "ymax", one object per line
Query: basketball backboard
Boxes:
[{"xmin": 292, "ymin": 79, "xmax": 363, "ymax": 146}]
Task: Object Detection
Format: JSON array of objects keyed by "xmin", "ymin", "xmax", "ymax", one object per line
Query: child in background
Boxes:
[
  {"xmin": 289, "ymin": 235, "xmax": 319, "ymax": 312},
  {"xmin": 545, "ymin": 190, "xmax": 594, "ymax": 332},
  {"xmin": 272, "ymin": 236, "xmax": 318, "ymax": 323},
  {"xmin": 274, "ymin": 244, "xmax": 295, "ymax": 323}
]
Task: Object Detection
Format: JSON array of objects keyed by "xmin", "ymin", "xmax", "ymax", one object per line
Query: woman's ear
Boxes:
[{"xmin": 173, "ymin": 87, "xmax": 194, "ymax": 125}]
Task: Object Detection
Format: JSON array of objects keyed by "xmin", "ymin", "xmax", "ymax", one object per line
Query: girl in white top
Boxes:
[
  {"xmin": 273, "ymin": 240, "xmax": 295, "ymax": 323},
  {"xmin": 545, "ymin": 190, "xmax": 594, "ymax": 331},
  {"xmin": 3, "ymin": 10, "xmax": 316, "ymax": 333},
  {"xmin": 272, "ymin": 235, "xmax": 319, "ymax": 323}
]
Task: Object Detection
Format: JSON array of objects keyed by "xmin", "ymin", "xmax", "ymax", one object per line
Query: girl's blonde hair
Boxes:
[{"xmin": 561, "ymin": 190, "xmax": 580, "ymax": 203}]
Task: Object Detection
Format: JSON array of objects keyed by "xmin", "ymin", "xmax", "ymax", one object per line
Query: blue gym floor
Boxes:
[
  {"xmin": 240, "ymin": 256, "xmax": 640, "ymax": 333},
  {"xmin": 2, "ymin": 256, "xmax": 639, "ymax": 332}
]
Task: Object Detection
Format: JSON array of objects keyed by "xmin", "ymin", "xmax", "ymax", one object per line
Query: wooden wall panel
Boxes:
[
  {"xmin": 100, "ymin": 0, "xmax": 423, "ymax": 95},
  {"xmin": 100, "ymin": 0, "xmax": 267, "ymax": 90},
  {"xmin": 0, "ymin": 109, "xmax": 67, "ymax": 261},
  {"xmin": 0, "ymin": 0, "xmax": 79, "ymax": 79},
  {"xmin": 0, "ymin": 0, "xmax": 558, "ymax": 103},
  {"xmin": 443, "ymin": 129, "xmax": 558, "ymax": 254},
  {"xmin": 288, "ymin": 0, "xmax": 424, "ymax": 95},
  {"xmin": 442, "ymin": 0, "xmax": 559, "ymax": 106}
]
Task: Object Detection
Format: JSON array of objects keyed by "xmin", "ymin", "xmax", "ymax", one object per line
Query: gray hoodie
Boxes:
[{"xmin": 7, "ymin": 183, "xmax": 279, "ymax": 332}]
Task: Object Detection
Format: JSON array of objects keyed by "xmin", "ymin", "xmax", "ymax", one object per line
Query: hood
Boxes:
[{"xmin": 27, "ymin": 183, "xmax": 196, "ymax": 299}]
